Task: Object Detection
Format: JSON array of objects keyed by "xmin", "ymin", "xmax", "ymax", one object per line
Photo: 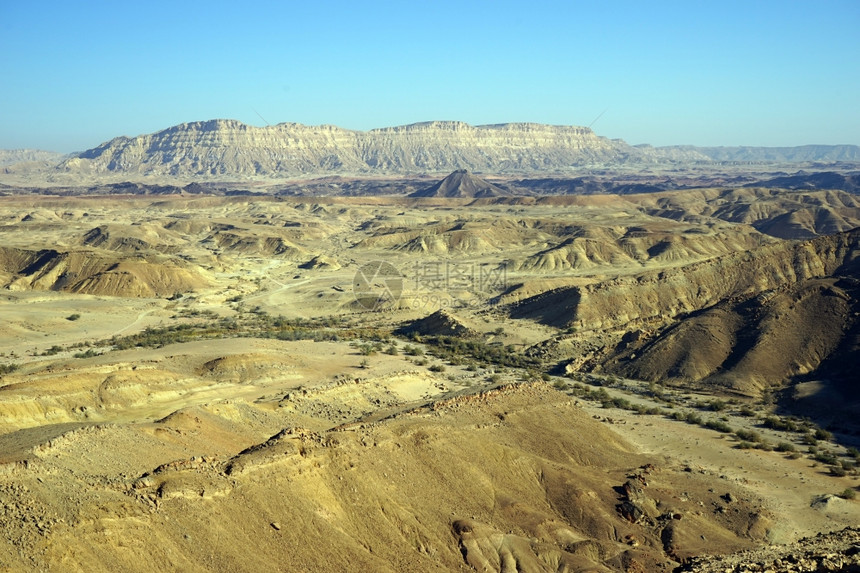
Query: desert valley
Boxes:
[{"xmin": 0, "ymin": 120, "xmax": 859, "ymax": 572}]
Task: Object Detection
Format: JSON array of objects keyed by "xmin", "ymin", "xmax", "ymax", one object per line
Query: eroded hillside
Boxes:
[{"xmin": 1, "ymin": 185, "xmax": 859, "ymax": 572}]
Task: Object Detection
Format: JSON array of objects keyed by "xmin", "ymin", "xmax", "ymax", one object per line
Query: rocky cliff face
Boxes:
[{"xmin": 58, "ymin": 119, "xmax": 709, "ymax": 177}]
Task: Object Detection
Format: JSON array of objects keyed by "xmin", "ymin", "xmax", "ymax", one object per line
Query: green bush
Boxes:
[
  {"xmin": 813, "ymin": 451, "xmax": 839, "ymax": 466},
  {"xmin": 735, "ymin": 429, "xmax": 761, "ymax": 442},
  {"xmin": 775, "ymin": 442, "xmax": 796, "ymax": 453},
  {"xmin": 762, "ymin": 416, "xmax": 799, "ymax": 432},
  {"xmin": 814, "ymin": 428, "xmax": 833, "ymax": 441},
  {"xmin": 708, "ymin": 399, "xmax": 728, "ymax": 412},
  {"xmin": 705, "ymin": 419, "xmax": 733, "ymax": 433},
  {"xmin": 686, "ymin": 412, "xmax": 704, "ymax": 425},
  {"xmin": 738, "ymin": 405, "xmax": 757, "ymax": 417},
  {"xmin": 0, "ymin": 363, "xmax": 18, "ymax": 375},
  {"xmin": 73, "ymin": 349, "xmax": 99, "ymax": 359}
]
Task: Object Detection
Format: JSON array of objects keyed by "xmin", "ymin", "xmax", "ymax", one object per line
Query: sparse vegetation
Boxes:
[
  {"xmin": 420, "ymin": 335, "xmax": 541, "ymax": 370},
  {"xmin": 66, "ymin": 313, "xmax": 81, "ymax": 321},
  {"xmin": 735, "ymin": 429, "xmax": 761, "ymax": 443},
  {"xmin": 704, "ymin": 419, "xmax": 733, "ymax": 433},
  {"xmin": 0, "ymin": 363, "xmax": 19, "ymax": 375},
  {"xmin": 73, "ymin": 349, "xmax": 100, "ymax": 359}
]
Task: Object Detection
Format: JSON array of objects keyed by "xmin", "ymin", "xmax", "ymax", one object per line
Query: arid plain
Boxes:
[{"xmin": 1, "ymin": 122, "xmax": 860, "ymax": 572}]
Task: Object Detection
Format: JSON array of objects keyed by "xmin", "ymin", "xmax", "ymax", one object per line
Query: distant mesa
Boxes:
[
  {"xmin": 3, "ymin": 119, "xmax": 860, "ymax": 181},
  {"xmin": 47, "ymin": 119, "xmax": 714, "ymax": 178},
  {"xmin": 409, "ymin": 170, "xmax": 511, "ymax": 198}
]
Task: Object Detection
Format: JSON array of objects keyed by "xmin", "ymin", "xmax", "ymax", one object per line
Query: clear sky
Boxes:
[{"xmin": 1, "ymin": 0, "xmax": 858, "ymax": 152}]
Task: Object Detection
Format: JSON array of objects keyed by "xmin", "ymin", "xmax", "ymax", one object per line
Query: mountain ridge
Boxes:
[
  {"xmin": 56, "ymin": 119, "xmax": 708, "ymax": 177},
  {"xmin": 3, "ymin": 119, "xmax": 858, "ymax": 180}
]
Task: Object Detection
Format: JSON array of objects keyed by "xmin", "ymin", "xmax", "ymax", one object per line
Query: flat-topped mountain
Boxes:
[
  {"xmin": 409, "ymin": 169, "xmax": 511, "ymax": 198},
  {"xmin": 57, "ymin": 119, "xmax": 708, "ymax": 177}
]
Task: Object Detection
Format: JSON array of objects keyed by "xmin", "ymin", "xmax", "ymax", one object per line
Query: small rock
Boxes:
[{"xmin": 270, "ymin": 522, "xmax": 281, "ymax": 531}]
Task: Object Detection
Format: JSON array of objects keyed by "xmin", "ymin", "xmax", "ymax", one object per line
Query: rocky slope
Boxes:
[
  {"xmin": 57, "ymin": 120, "xmax": 709, "ymax": 177},
  {"xmin": 511, "ymin": 229, "xmax": 859, "ymax": 332},
  {"xmin": 678, "ymin": 527, "xmax": 860, "ymax": 572},
  {"xmin": 0, "ymin": 379, "xmax": 774, "ymax": 572}
]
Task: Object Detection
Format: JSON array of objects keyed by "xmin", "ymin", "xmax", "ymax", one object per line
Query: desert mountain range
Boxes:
[
  {"xmin": 3, "ymin": 120, "xmax": 859, "ymax": 180},
  {"xmin": 2, "ymin": 121, "xmax": 860, "ymax": 571}
]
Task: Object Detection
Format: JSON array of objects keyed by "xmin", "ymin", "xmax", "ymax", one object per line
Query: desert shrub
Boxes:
[
  {"xmin": 0, "ymin": 363, "xmax": 18, "ymax": 375},
  {"xmin": 736, "ymin": 441, "xmax": 755, "ymax": 450},
  {"xmin": 705, "ymin": 419, "xmax": 733, "ymax": 433},
  {"xmin": 775, "ymin": 442, "xmax": 796, "ymax": 453},
  {"xmin": 830, "ymin": 466, "xmax": 848, "ymax": 477},
  {"xmin": 738, "ymin": 405, "xmax": 757, "ymax": 417},
  {"xmin": 383, "ymin": 344, "xmax": 399, "ymax": 355},
  {"xmin": 814, "ymin": 428, "xmax": 833, "ymax": 441},
  {"xmin": 813, "ymin": 451, "xmax": 839, "ymax": 466},
  {"xmin": 403, "ymin": 345, "xmax": 423, "ymax": 356},
  {"xmin": 708, "ymin": 399, "xmax": 728, "ymax": 412},
  {"xmin": 73, "ymin": 349, "xmax": 99, "ymax": 359},
  {"xmin": 356, "ymin": 343, "xmax": 376, "ymax": 356},
  {"xmin": 428, "ymin": 364, "xmax": 446, "ymax": 373},
  {"xmin": 422, "ymin": 336, "xmax": 539, "ymax": 369},
  {"xmin": 762, "ymin": 416, "xmax": 799, "ymax": 432},
  {"xmin": 66, "ymin": 313, "xmax": 81, "ymax": 321},
  {"xmin": 553, "ymin": 380, "xmax": 569, "ymax": 391},
  {"xmin": 735, "ymin": 429, "xmax": 761, "ymax": 443},
  {"xmin": 602, "ymin": 396, "xmax": 631, "ymax": 410},
  {"xmin": 838, "ymin": 488, "xmax": 856, "ymax": 500},
  {"xmin": 585, "ymin": 388, "xmax": 611, "ymax": 403},
  {"xmin": 686, "ymin": 412, "xmax": 704, "ymax": 425}
]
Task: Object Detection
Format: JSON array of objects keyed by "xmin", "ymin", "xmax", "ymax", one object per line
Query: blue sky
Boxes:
[{"xmin": 1, "ymin": 0, "xmax": 858, "ymax": 152}]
